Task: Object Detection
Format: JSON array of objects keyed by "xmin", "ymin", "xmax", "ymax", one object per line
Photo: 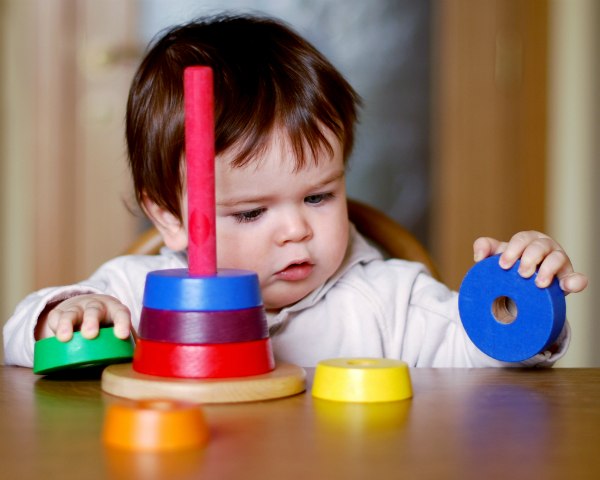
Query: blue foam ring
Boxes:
[
  {"xmin": 458, "ymin": 254, "xmax": 566, "ymax": 362},
  {"xmin": 142, "ymin": 268, "xmax": 262, "ymax": 311}
]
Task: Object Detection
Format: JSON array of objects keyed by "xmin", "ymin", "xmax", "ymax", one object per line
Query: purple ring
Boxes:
[{"xmin": 138, "ymin": 306, "xmax": 268, "ymax": 344}]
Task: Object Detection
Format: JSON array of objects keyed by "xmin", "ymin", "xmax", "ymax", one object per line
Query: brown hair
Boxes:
[{"xmin": 126, "ymin": 13, "xmax": 361, "ymax": 221}]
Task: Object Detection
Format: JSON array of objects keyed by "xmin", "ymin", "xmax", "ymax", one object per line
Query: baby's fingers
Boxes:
[
  {"xmin": 46, "ymin": 307, "xmax": 82, "ymax": 342},
  {"xmin": 534, "ymin": 251, "xmax": 588, "ymax": 293},
  {"xmin": 498, "ymin": 231, "xmax": 548, "ymax": 269},
  {"xmin": 473, "ymin": 237, "xmax": 508, "ymax": 262},
  {"xmin": 79, "ymin": 300, "xmax": 106, "ymax": 339},
  {"xmin": 557, "ymin": 272, "xmax": 588, "ymax": 294},
  {"xmin": 80, "ymin": 298, "xmax": 132, "ymax": 340},
  {"xmin": 46, "ymin": 295, "xmax": 132, "ymax": 342},
  {"xmin": 533, "ymin": 249, "xmax": 571, "ymax": 288},
  {"xmin": 107, "ymin": 303, "xmax": 133, "ymax": 339}
]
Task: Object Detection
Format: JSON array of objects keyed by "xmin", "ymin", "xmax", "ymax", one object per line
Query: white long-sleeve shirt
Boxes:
[{"xmin": 3, "ymin": 226, "xmax": 569, "ymax": 368}]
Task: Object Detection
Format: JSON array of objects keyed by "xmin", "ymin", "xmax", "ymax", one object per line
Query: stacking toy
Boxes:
[
  {"xmin": 102, "ymin": 66, "xmax": 305, "ymax": 403},
  {"xmin": 133, "ymin": 269, "xmax": 274, "ymax": 379},
  {"xmin": 103, "ymin": 399, "xmax": 209, "ymax": 451},
  {"xmin": 129, "ymin": 66, "xmax": 274, "ymax": 379},
  {"xmin": 458, "ymin": 254, "xmax": 566, "ymax": 362},
  {"xmin": 312, "ymin": 358, "xmax": 413, "ymax": 403},
  {"xmin": 33, "ymin": 327, "xmax": 134, "ymax": 375}
]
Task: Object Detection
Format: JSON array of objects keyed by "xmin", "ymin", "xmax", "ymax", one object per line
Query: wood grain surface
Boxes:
[{"xmin": 2, "ymin": 366, "xmax": 600, "ymax": 480}]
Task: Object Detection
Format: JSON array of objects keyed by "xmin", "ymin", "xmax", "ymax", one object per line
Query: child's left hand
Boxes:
[{"xmin": 473, "ymin": 231, "xmax": 588, "ymax": 294}]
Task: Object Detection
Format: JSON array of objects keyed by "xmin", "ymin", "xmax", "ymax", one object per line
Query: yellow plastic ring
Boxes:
[{"xmin": 312, "ymin": 358, "xmax": 412, "ymax": 403}]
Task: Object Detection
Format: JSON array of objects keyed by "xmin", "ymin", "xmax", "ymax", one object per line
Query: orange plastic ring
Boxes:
[
  {"xmin": 102, "ymin": 399, "xmax": 209, "ymax": 451},
  {"xmin": 132, "ymin": 337, "xmax": 275, "ymax": 379}
]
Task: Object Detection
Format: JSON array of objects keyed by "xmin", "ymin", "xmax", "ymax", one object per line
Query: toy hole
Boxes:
[
  {"xmin": 492, "ymin": 296, "xmax": 518, "ymax": 324},
  {"xmin": 145, "ymin": 400, "xmax": 176, "ymax": 411},
  {"xmin": 346, "ymin": 359, "xmax": 379, "ymax": 367}
]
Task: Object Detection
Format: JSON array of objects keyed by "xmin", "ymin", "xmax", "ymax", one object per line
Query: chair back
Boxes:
[{"xmin": 347, "ymin": 199, "xmax": 439, "ymax": 279}]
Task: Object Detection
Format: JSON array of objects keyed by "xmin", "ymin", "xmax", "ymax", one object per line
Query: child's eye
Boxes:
[
  {"xmin": 232, "ymin": 208, "xmax": 265, "ymax": 223},
  {"xmin": 305, "ymin": 193, "xmax": 334, "ymax": 205}
]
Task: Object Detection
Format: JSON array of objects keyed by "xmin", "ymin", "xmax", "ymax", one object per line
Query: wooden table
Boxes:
[{"xmin": 1, "ymin": 366, "xmax": 599, "ymax": 480}]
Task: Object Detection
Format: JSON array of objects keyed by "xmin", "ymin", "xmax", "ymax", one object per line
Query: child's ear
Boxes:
[{"xmin": 141, "ymin": 196, "xmax": 188, "ymax": 251}]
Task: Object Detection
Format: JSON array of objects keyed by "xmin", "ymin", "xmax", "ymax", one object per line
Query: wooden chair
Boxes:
[{"xmin": 126, "ymin": 198, "xmax": 439, "ymax": 279}]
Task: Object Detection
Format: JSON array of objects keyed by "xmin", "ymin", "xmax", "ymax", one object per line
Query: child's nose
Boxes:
[{"xmin": 276, "ymin": 208, "xmax": 312, "ymax": 245}]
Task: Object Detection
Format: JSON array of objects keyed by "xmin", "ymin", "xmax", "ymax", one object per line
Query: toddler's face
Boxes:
[{"xmin": 212, "ymin": 130, "xmax": 349, "ymax": 311}]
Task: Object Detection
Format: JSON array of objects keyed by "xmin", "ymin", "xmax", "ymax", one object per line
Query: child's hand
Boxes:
[
  {"xmin": 473, "ymin": 231, "xmax": 588, "ymax": 294},
  {"xmin": 38, "ymin": 294, "xmax": 132, "ymax": 342}
]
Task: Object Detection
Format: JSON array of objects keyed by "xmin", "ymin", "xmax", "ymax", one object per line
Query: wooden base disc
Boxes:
[{"xmin": 101, "ymin": 362, "xmax": 306, "ymax": 404}]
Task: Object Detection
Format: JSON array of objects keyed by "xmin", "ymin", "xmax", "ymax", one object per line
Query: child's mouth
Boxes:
[{"xmin": 276, "ymin": 261, "xmax": 313, "ymax": 281}]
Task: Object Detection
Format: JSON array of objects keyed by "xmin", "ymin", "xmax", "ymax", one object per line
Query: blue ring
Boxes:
[
  {"xmin": 142, "ymin": 268, "xmax": 262, "ymax": 311},
  {"xmin": 458, "ymin": 255, "xmax": 566, "ymax": 362}
]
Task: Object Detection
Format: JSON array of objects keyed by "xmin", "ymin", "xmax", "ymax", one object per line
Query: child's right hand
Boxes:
[{"xmin": 36, "ymin": 294, "xmax": 132, "ymax": 342}]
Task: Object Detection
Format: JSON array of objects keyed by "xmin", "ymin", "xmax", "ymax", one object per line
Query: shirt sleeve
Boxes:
[
  {"xmin": 363, "ymin": 258, "xmax": 570, "ymax": 368},
  {"xmin": 2, "ymin": 252, "xmax": 179, "ymax": 368},
  {"xmin": 400, "ymin": 265, "xmax": 571, "ymax": 367},
  {"xmin": 3, "ymin": 285, "xmax": 104, "ymax": 367}
]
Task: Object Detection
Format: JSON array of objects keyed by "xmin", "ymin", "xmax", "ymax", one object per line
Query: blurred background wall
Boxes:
[{"xmin": 1, "ymin": 0, "xmax": 597, "ymax": 366}]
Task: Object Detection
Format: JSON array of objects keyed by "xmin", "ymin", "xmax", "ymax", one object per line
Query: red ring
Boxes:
[{"xmin": 132, "ymin": 338, "xmax": 275, "ymax": 379}]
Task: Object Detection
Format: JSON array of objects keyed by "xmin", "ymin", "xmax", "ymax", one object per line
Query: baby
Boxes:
[{"xmin": 3, "ymin": 13, "xmax": 587, "ymax": 368}]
